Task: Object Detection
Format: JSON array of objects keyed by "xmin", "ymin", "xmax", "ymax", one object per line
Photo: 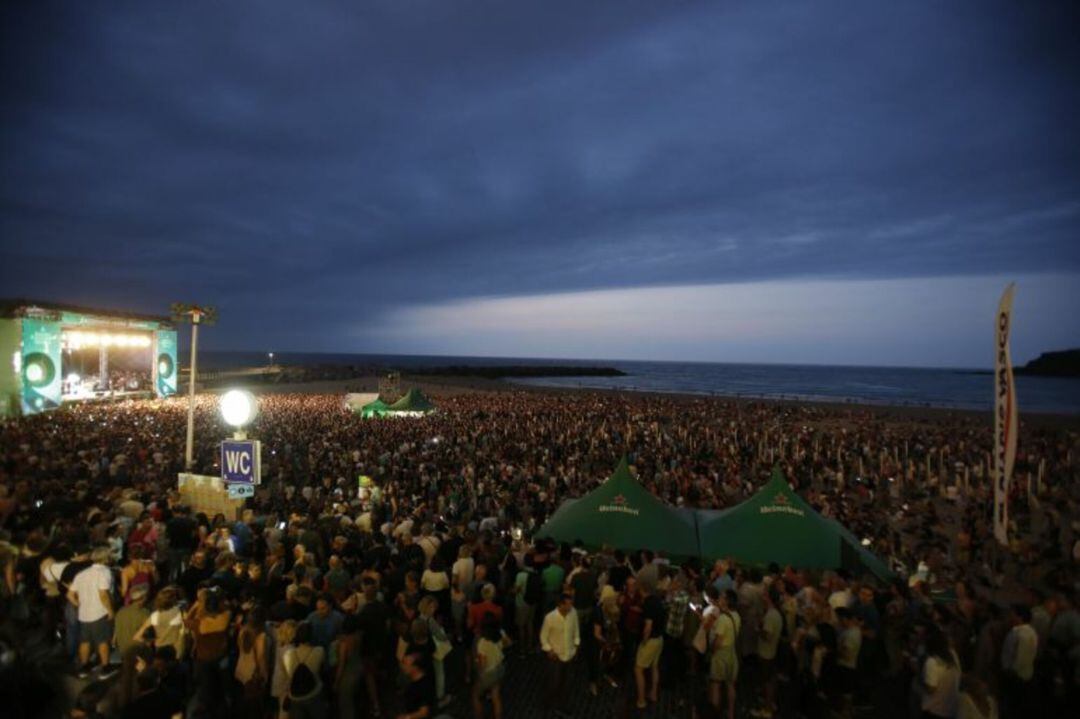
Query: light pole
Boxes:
[
  {"xmin": 171, "ymin": 303, "xmax": 217, "ymax": 471},
  {"xmin": 268, "ymin": 352, "xmax": 274, "ymax": 367},
  {"xmin": 185, "ymin": 311, "xmax": 200, "ymax": 469}
]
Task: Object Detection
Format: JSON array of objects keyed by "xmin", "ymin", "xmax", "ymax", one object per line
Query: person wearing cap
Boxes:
[{"xmin": 114, "ymin": 582, "xmax": 150, "ymax": 658}]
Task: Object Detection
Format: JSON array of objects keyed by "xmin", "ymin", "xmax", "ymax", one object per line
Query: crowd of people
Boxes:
[
  {"xmin": 0, "ymin": 389, "xmax": 1077, "ymax": 718},
  {"xmin": 61, "ymin": 368, "xmax": 152, "ymax": 396}
]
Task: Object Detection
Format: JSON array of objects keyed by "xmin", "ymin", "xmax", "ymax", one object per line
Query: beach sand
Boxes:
[
  {"xmin": 194, "ymin": 371, "xmax": 1080, "ymax": 433},
  {"xmin": 226, "ymin": 372, "xmax": 1080, "ymax": 431}
]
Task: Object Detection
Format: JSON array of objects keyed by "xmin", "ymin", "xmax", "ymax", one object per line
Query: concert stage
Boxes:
[{"xmin": 0, "ymin": 300, "xmax": 178, "ymax": 417}]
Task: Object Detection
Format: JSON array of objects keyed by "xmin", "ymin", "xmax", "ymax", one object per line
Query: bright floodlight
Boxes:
[
  {"xmin": 220, "ymin": 389, "xmax": 257, "ymax": 428},
  {"xmin": 67, "ymin": 373, "xmax": 81, "ymax": 384}
]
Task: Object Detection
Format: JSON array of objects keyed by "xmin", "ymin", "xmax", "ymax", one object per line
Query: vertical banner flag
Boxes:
[
  {"xmin": 993, "ymin": 283, "xmax": 1018, "ymax": 546},
  {"xmin": 20, "ymin": 318, "xmax": 62, "ymax": 414},
  {"xmin": 155, "ymin": 330, "xmax": 178, "ymax": 397}
]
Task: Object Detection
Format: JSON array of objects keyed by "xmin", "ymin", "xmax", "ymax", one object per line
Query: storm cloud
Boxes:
[{"xmin": 2, "ymin": 1, "xmax": 1078, "ymax": 361}]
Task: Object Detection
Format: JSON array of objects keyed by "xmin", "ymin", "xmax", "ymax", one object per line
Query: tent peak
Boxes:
[{"xmin": 609, "ymin": 456, "xmax": 636, "ymax": 484}]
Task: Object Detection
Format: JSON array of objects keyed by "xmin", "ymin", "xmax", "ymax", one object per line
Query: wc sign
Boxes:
[{"xmin": 221, "ymin": 439, "xmax": 261, "ymax": 485}]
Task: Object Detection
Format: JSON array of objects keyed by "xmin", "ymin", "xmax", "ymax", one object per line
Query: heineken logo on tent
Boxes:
[
  {"xmin": 760, "ymin": 491, "xmax": 805, "ymax": 517},
  {"xmin": 599, "ymin": 493, "xmax": 640, "ymax": 516}
]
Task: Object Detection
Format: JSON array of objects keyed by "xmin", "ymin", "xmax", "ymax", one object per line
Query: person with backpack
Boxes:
[{"xmin": 283, "ymin": 621, "xmax": 327, "ymax": 719}]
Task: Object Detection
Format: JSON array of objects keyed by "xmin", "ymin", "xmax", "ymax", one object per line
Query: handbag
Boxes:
[
  {"xmin": 433, "ymin": 635, "xmax": 453, "ymax": 661},
  {"xmin": 692, "ymin": 623, "xmax": 709, "ymax": 654},
  {"xmin": 429, "ymin": 618, "xmax": 453, "ymax": 661}
]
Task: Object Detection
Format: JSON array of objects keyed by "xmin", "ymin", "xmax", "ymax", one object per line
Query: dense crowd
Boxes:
[{"xmin": 0, "ymin": 390, "xmax": 1077, "ymax": 718}]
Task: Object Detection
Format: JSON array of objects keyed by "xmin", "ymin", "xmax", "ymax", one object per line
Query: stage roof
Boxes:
[{"xmin": 0, "ymin": 299, "xmax": 173, "ymax": 328}]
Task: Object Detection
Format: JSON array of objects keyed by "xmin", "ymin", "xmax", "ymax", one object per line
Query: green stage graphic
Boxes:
[
  {"xmin": 21, "ymin": 319, "xmax": 62, "ymax": 413},
  {"xmin": 156, "ymin": 330, "xmax": 178, "ymax": 396}
]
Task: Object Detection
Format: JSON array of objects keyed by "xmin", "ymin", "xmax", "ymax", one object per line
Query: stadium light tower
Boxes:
[{"xmin": 171, "ymin": 303, "xmax": 217, "ymax": 470}]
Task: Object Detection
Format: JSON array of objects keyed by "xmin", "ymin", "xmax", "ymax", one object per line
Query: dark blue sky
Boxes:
[{"xmin": 2, "ymin": 1, "xmax": 1078, "ymax": 365}]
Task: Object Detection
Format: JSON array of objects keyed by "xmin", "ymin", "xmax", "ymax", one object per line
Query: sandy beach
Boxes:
[{"xmin": 231, "ymin": 372, "xmax": 1080, "ymax": 432}]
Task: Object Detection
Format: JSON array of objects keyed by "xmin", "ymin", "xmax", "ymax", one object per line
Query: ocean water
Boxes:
[{"xmin": 196, "ymin": 351, "xmax": 1080, "ymax": 414}]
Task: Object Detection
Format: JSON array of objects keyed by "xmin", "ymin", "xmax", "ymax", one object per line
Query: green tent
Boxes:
[
  {"xmin": 697, "ymin": 468, "xmax": 892, "ymax": 580},
  {"xmin": 360, "ymin": 397, "xmax": 391, "ymax": 418},
  {"xmin": 536, "ymin": 458, "xmax": 700, "ymax": 559},
  {"xmin": 386, "ymin": 388, "xmax": 435, "ymax": 414}
]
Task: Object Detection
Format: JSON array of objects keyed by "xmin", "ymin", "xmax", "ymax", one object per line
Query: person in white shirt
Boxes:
[
  {"xmin": 827, "ymin": 574, "xmax": 854, "ymax": 611},
  {"xmin": 920, "ymin": 629, "xmax": 962, "ymax": 718},
  {"xmin": 540, "ymin": 593, "xmax": 579, "ymax": 718},
  {"xmin": 68, "ymin": 546, "xmax": 114, "ymax": 671},
  {"xmin": 1000, "ymin": 604, "xmax": 1038, "ymax": 715},
  {"xmin": 417, "ymin": 523, "xmax": 441, "ymax": 565},
  {"xmin": 451, "ymin": 544, "xmax": 475, "ymax": 639}
]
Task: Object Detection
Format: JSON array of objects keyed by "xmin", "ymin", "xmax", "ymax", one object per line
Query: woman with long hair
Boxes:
[
  {"xmin": 283, "ymin": 621, "xmax": 327, "ymax": 719},
  {"xmin": 185, "ymin": 587, "xmax": 232, "ymax": 719},
  {"xmin": 119, "ymin": 543, "xmax": 156, "ymax": 605},
  {"xmin": 918, "ymin": 627, "xmax": 962, "ymax": 719},
  {"xmin": 133, "ymin": 586, "xmax": 186, "ymax": 658},
  {"xmin": 472, "ymin": 612, "xmax": 511, "ymax": 719},
  {"xmin": 421, "ymin": 555, "xmax": 452, "ymax": 623},
  {"xmin": 234, "ymin": 606, "xmax": 269, "ymax": 719},
  {"xmin": 333, "ymin": 615, "xmax": 364, "ymax": 719},
  {"xmin": 419, "ymin": 594, "xmax": 453, "ymax": 708},
  {"xmin": 270, "ymin": 620, "xmax": 298, "ymax": 719}
]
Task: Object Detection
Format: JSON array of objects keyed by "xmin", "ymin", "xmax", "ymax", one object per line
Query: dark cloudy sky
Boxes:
[{"xmin": 2, "ymin": 1, "xmax": 1078, "ymax": 366}]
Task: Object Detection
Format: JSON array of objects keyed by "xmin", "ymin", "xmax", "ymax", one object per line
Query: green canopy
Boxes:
[
  {"xmin": 697, "ymin": 468, "xmax": 892, "ymax": 580},
  {"xmin": 536, "ymin": 458, "xmax": 700, "ymax": 559},
  {"xmin": 386, "ymin": 388, "xmax": 435, "ymax": 414},
  {"xmin": 359, "ymin": 398, "xmax": 391, "ymax": 418}
]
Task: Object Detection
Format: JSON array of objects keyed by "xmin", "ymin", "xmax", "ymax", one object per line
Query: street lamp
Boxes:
[
  {"xmin": 268, "ymin": 352, "xmax": 274, "ymax": 367},
  {"xmin": 220, "ymin": 389, "xmax": 257, "ymax": 439},
  {"xmin": 171, "ymin": 303, "xmax": 217, "ymax": 470}
]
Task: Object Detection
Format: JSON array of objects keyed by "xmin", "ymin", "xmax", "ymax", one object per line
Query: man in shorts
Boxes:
[
  {"xmin": 68, "ymin": 546, "xmax": 115, "ymax": 674},
  {"xmin": 708, "ymin": 589, "xmax": 742, "ymax": 719},
  {"xmin": 750, "ymin": 588, "xmax": 783, "ymax": 717},
  {"xmin": 635, "ymin": 581, "xmax": 666, "ymax": 709}
]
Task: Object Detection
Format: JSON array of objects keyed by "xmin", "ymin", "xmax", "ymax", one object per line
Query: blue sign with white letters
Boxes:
[{"xmin": 221, "ymin": 440, "xmax": 261, "ymax": 485}]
